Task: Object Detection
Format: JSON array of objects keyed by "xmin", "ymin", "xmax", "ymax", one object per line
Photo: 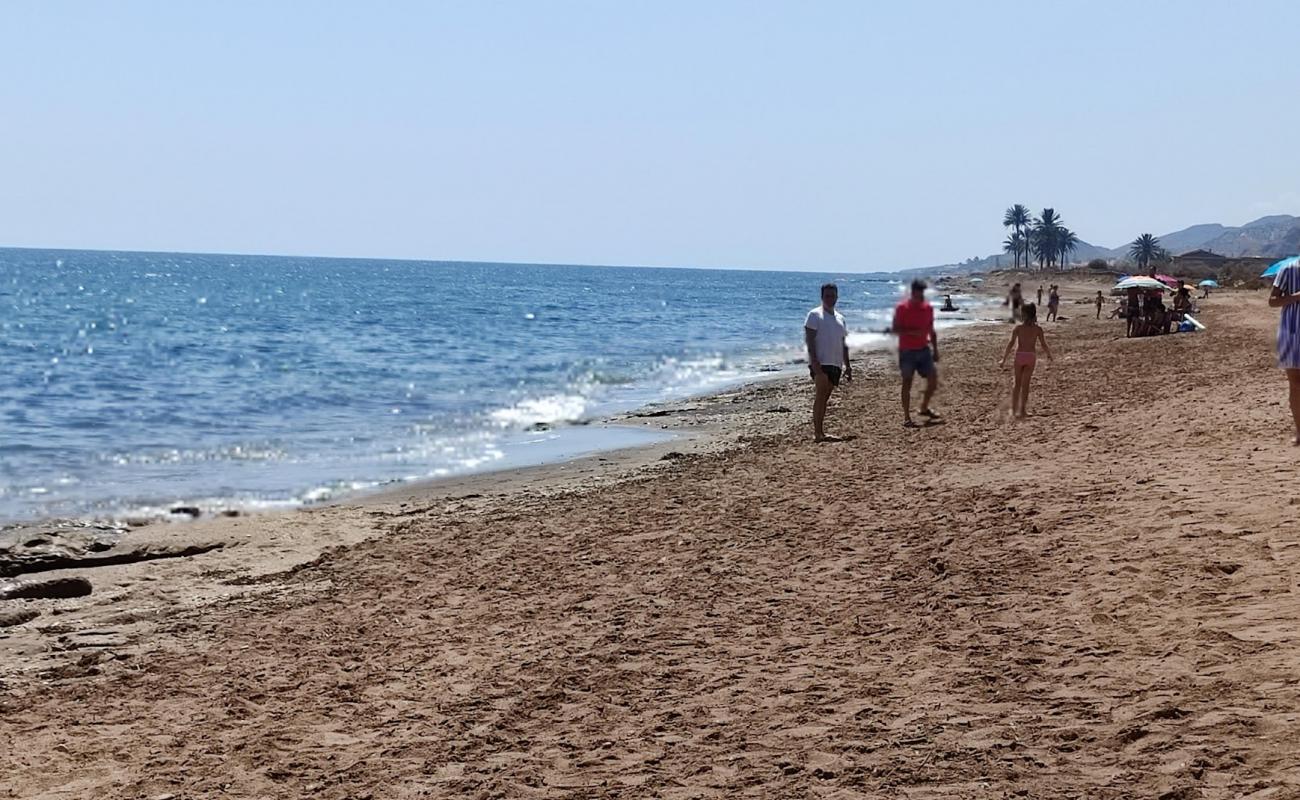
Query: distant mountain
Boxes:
[
  {"xmin": 1071, "ymin": 240, "xmax": 1114, "ymax": 262},
  {"xmin": 1195, "ymin": 215, "xmax": 1300, "ymax": 257},
  {"xmin": 1243, "ymin": 214, "xmax": 1297, "ymax": 229},
  {"xmin": 1097, "ymin": 215, "xmax": 1300, "ymax": 260},
  {"xmin": 1146, "ymin": 223, "xmax": 1229, "ymax": 255},
  {"xmin": 914, "ymin": 214, "xmax": 1300, "ymax": 275}
]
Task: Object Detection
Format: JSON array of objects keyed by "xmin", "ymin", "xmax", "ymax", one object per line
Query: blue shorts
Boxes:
[{"xmin": 899, "ymin": 347, "xmax": 935, "ymax": 379}]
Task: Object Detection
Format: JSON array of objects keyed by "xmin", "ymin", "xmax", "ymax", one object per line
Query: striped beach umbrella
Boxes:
[{"xmin": 1114, "ymin": 276, "xmax": 1168, "ymax": 291}]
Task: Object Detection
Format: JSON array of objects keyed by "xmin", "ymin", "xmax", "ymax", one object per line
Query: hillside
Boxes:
[
  {"xmin": 1097, "ymin": 215, "xmax": 1299, "ymax": 260},
  {"xmin": 918, "ymin": 214, "xmax": 1300, "ymax": 274},
  {"xmin": 1145, "ymin": 223, "xmax": 1230, "ymax": 255},
  {"xmin": 1196, "ymin": 216, "xmax": 1300, "ymax": 257}
]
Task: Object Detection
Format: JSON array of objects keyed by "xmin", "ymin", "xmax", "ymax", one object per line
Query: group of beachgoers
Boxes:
[
  {"xmin": 806, "ymin": 263, "xmax": 1300, "ymax": 446},
  {"xmin": 1008, "ymin": 283, "xmax": 1063, "ymax": 323},
  {"xmin": 804, "ymin": 278, "xmax": 1054, "ymax": 442},
  {"xmin": 1108, "ymin": 282, "xmax": 1200, "ymax": 337}
]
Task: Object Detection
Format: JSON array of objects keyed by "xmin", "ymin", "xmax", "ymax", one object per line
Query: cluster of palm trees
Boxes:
[
  {"xmin": 1001, "ymin": 206, "xmax": 1179, "ymax": 273},
  {"xmin": 998, "ymin": 205, "xmax": 1081, "ymax": 270},
  {"xmin": 1002, "ymin": 205, "xmax": 1080, "ymax": 271}
]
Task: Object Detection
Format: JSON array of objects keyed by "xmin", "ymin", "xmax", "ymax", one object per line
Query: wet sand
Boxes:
[{"xmin": 5, "ymin": 282, "xmax": 1300, "ymax": 798}]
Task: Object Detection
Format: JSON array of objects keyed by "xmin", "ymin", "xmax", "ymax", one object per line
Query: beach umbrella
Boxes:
[
  {"xmin": 1153, "ymin": 274, "xmax": 1181, "ymax": 289},
  {"xmin": 1262, "ymin": 255, "xmax": 1300, "ymax": 279},
  {"xmin": 968, "ymin": 277, "xmax": 984, "ymax": 283},
  {"xmin": 1198, "ymin": 279, "xmax": 1219, "ymax": 288},
  {"xmin": 1114, "ymin": 276, "xmax": 1168, "ymax": 291}
]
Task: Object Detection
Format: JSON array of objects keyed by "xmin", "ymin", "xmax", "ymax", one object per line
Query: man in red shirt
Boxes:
[{"xmin": 892, "ymin": 279, "xmax": 940, "ymax": 427}]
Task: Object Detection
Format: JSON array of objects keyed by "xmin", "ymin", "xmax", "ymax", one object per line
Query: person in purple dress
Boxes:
[{"xmin": 1269, "ymin": 261, "xmax": 1300, "ymax": 443}]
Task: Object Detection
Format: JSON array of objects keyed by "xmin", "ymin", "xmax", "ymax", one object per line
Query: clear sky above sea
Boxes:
[{"xmin": 3, "ymin": 1, "xmax": 1299, "ymax": 272}]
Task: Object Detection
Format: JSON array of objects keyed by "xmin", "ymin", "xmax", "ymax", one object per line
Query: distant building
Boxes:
[{"xmin": 1171, "ymin": 249, "xmax": 1273, "ymax": 279}]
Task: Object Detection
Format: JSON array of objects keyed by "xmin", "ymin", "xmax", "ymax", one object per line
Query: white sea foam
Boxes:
[
  {"xmin": 489, "ymin": 393, "xmax": 589, "ymax": 428},
  {"xmin": 102, "ymin": 445, "xmax": 290, "ymax": 466},
  {"xmin": 846, "ymin": 331, "xmax": 892, "ymax": 350}
]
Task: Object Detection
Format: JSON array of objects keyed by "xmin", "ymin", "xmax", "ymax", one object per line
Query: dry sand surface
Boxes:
[{"xmin": 5, "ymin": 282, "xmax": 1300, "ymax": 799}]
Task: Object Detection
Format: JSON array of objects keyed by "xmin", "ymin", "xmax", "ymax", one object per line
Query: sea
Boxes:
[{"xmin": 0, "ymin": 248, "xmax": 987, "ymax": 523}]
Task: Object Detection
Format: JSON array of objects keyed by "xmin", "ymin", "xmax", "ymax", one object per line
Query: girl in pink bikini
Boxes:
[{"xmin": 999, "ymin": 302, "xmax": 1054, "ymax": 418}]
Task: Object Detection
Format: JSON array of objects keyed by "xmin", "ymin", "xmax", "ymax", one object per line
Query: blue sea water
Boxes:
[{"xmin": 0, "ymin": 248, "xmax": 982, "ymax": 522}]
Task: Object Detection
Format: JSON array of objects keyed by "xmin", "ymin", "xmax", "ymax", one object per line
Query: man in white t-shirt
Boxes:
[{"xmin": 804, "ymin": 282, "xmax": 852, "ymax": 442}]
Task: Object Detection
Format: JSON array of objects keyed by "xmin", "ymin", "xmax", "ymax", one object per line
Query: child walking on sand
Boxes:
[{"xmin": 1000, "ymin": 302, "xmax": 1054, "ymax": 418}]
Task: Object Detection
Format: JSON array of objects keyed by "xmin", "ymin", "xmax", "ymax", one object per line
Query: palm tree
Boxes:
[
  {"xmin": 1056, "ymin": 227, "xmax": 1080, "ymax": 270},
  {"xmin": 1003, "ymin": 233, "xmax": 1021, "ymax": 266},
  {"xmin": 1129, "ymin": 233, "xmax": 1162, "ymax": 273},
  {"xmin": 1031, "ymin": 227, "xmax": 1052, "ymax": 270},
  {"xmin": 1032, "ymin": 209, "xmax": 1064, "ymax": 271},
  {"xmin": 1002, "ymin": 213, "xmax": 1016, "ymax": 270},
  {"xmin": 1003, "ymin": 204, "xmax": 1032, "ymax": 270}
]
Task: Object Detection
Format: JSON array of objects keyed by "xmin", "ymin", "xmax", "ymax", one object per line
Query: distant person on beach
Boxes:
[
  {"xmin": 1095, "ymin": 290, "xmax": 1104, "ymax": 319},
  {"xmin": 1046, "ymin": 285, "xmax": 1060, "ymax": 322},
  {"xmin": 1268, "ymin": 262, "xmax": 1300, "ymax": 444},
  {"xmin": 893, "ymin": 279, "xmax": 940, "ymax": 428},
  {"xmin": 1000, "ymin": 302, "xmax": 1054, "ymax": 419},
  {"xmin": 940, "ymin": 294, "xmax": 958, "ymax": 312},
  {"xmin": 1037, "ymin": 285, "xmax": 1044, "ymax": 306},
  {"xmin": 1125, "ymin": 287, "xmax": 1141, "ymax": 337},
  {"xmin": 805, "ymin": 283, "xmax": 852, "ymax": 443},
  {"xmin": 1007, "ymin": 283, "xmax": 1024, "ymax": 321}
]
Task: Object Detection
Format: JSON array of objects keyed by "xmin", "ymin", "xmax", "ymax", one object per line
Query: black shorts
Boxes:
[{"xmin": 811, "ymin": 365, "xmax": 842, "ymax": 386}]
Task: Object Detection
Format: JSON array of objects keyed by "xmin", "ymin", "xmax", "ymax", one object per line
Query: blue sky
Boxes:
[{"xmin": 2, "ymin": 1, "xmax": 1299, "ymax": 271}]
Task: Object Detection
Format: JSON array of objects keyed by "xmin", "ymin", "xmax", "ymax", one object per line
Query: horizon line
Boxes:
[{"xmin": 0, "ymin": 242, "xmax": 910, "ymax": 276}]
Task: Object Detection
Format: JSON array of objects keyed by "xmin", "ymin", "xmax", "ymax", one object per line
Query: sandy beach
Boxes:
[{"xmin": 5, "ymin": 279, "xmax": 1300, "ymax": 798}]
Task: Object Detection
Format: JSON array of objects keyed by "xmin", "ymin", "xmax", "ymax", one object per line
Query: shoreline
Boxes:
[
  {"xmin": 0, "ymin": 289, "xmax": 1000, "ymax": 532},
  {"xmin": 0, "ymin": 301, "xmax": 1003, "ymax": 679},
  {"xmin": 0, "ymin": 362, "xmax": 814, "ymax": 679},
  {"xmin": 331, "ymin": 302, "xmax": 998, "ymax": 511}
]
